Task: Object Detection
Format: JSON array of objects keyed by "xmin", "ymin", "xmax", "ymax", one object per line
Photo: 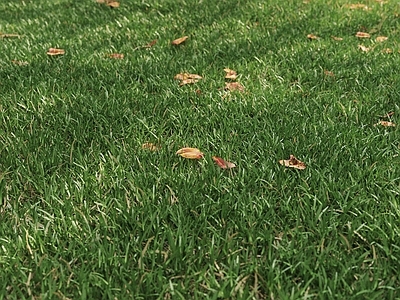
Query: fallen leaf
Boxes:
[
  {"xmin": 224, "ymin": 82, "xmax": 244, "ymax": 92},
  {"xmin": 346, "ymin": 3, "xmax": 370, "ymax": 10},
  {"xmin": 332, "ymin": 36, "xmax": 343, "ymax": 41},
  {"xmin": 174, "ymin": 73, "xmax": 202, "ymax": 85},
  {"xmin": 376, "ymin": 36, "xmax": 388, "ymax": 42},
  {"xmin": 279, "ymin": 155, "xmax": 306, "ymax": 170},
  {"xmin": 0, "ymin": 33, "xmax": 21, "ymax": 38},
  {"xmin": 224, "ymin": 68, "xmax": 238, "ymax": 80},
  {"xmin": 307, "ymin": 34, "xmax": 318, "ymax": 40},
  {"xmin": 106, "ymin": 1, "xmax": 120, "ymax": 7},
  {"xmin": 144, "ymin": 39, "xmax": 157, "ymax": 48},
  {"xmin": 176, "ymin": 147, "xmax": 204, "ymax": 159},
  {"xmin": 47, "ymin": 48, "xmax": 65, "ymax": 56},
  {"xmin": 378, "ymin": 111, "xmax": 394, "ymax": 119},
  {"xmin": 171, "ymin": 36, "xmax": 189, "ymax": 45},
  {"xmin": 324, "ymin": 70, "xmax": 335, "ymax": 77},
  {"xmin": 108, "ymin": 53, "xmax": 124, "ymax": 59},
  {"xmin": 355, "ymin": 32, "xmax": 370, "ymax": 38},
  {"xmin": 180, "ymin": 79, "xmax": 200, "ymax": 86},
  {"xmin": 11, "ymin": 60, "xmax": 29, "ymax": 66},
  {"xmin": 382, "ymin": 48, "xmax": 392, "ymax": 54},
  {"xmin": 374, "ymin": 121, "xmax": 395, "ymax": 127},
  {"xmin": 358, "ymin": 44, "xmax": 370, "ymax": 52},
  {"xmin": 142, "ymin": 142, "xmax": 160, "ymax": 151},
  {"xmin": 212, "ymin": 156, "xmax": 236, "ymax": 169}
]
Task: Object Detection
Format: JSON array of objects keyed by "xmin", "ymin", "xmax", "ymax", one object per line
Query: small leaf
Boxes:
[
  {"xmin": 176, "ymin": 147, "xmax": 204, "ymax": 159},
  {"xmin": 108, "ymin": 53, "xmax": 124, "ymax": 59},
  {"xmin": 358, "ymin": 44, "xmax": 370, "ymax": 52},
  {"xmin": 324, "ymin": 70, "xmax": 335, "ymax": 77},
  {"xmin": 374, "ymin": 121, "xmax": 396, "ymax": 127},
  {"xmin": 106, "ymin": 1, "xmax": 120, "ymax": 8},
  {"xmin": 171, "ymin": 36, "xmax": 189, "ymax": 45},
  {"xmin": 11, "ymin": 59, "xmax": 29, "ymax": 66},
  {"xmin": 174, "ymin": 73, "xmax": 202, "ymax": 85},
  {"xmin": 355, "ymin": 32, "xmax": 370, "ymax": 38},
  {"xmin": 279, "ymin": 155, "xmax": 306, "ymax": 170},
  {"xmin": 47, "ymin": 48, "xmax": 65, "ymax": 56},
  {"xmin": 378, "ymin": 111, "xmax": 394, "ymax": 119},
  {"xmin": 0, "ymin": 33, "xmax": 21, "ymax": 38},
  {"xmin": 144, "ymin": 39, "xmax": 157, "ymax": 48},
  {"xmin": 346, "ymin": 3, "xmax": 370, "ymax": 10},
  {"xmin": 382, "ymin": 48, "xmax": 392, "ymax": 54},
  {"xmin": 331, "ymin": 36, "xmax": 343, "ymax": 41},
  {"xmin": 212, "ymin": 156, "xmax": 236, "ymax": 169},
  {"xmin": 224, "ymin": 82, "xmax": 244, "ymax": 92},
  {"xmin": 224, "ymin": 68, "xmax": 238, "ymax": 80},
  {"xmin": 142, "ymin": 142, "xmax": 160, "ymax": 151},
  {"xmin": 376, "ymin": 36, "xmax": 388, "ymax": 42},
  {"xmin": 307, "ymin": 34, "xmax": 318, "ymax": 40}
]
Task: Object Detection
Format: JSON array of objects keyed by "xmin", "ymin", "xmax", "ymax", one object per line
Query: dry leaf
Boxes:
[
  {"xmin": 11, "ymin": 60, "xmax": 29, "ymax": 66},
  {"xmin": 224, "ymin": 82, "xmax": 244, "ymax": 92},
  {"xmin": 224, "ymin": 68, "xmax": 238, "ymax": 80},
  {"xmin": 382, "ymin": 48, "xmax": 392, "ymax": 54},
  {"xmin": 47, "ymin": 48, "xmax": 65, "ymax": 56},
  {"xmin": 355, "ymin": 32, "xmax": 370, "ymax": 38},
  {"xmin": 374, "ymin": 121, "xmax": 395, "ymax": 127},
  {"xmin": 174, "ymin": 73, "xmax": 202, "ymax": 85},
  {"xmin": 108, "ymin": 53, "xmax": 124, "ymax": 59},
  {"xmin": 358, "ymin": 44, "xmax": 370, "ymax": 52},
  {"xmin": 180, "ymin": 79, "xmax": 200, "ymax": 86},
  {"xmin": 331, "ymin": 36, "xmax": 343, "ymax": 41},
  {"xmin": 176, "ymin": 147, "xmax": 204, "ymax": 159},
  {"xmin": 346, "ymin": 3, "xmax": 370, "ymax": 10},
  {"xmin": 0, "ymin": 33, "xmax": 21, "ymax": 38},
  {"xmin": 106, "ymin": 1, "xmax": 120, "ymax": 7},
  {"xmin": 376, "ymin": 36, "xmax": 388, "ymax": 42},
  {"xmin": 279, "ymin": 155, "xmax": 306, "ymax": 170},
  {"xmin": 145, "ymin": 39, "xmax": 157, "ymax": 48},
  {"xmin": 171, "ymin": 36, "xmax": 189, "ymax": 45},
  {"xmin": 379, "ymin": 111, "xmax": 394, "ymax": 119},
  {"xmin": 212, "ymin": 156, "xmax": 236, "ymax": 169},
  {"xmin": 142, "ymin": 142, "xmax": 160, "ymax": 151},
  {"xmin": 307, "ymin": 34, "xmax": 318, "ymax": 40},
  {"xmin": 324, "ymin": 70, "xmax": 335, "ymax": 77}
]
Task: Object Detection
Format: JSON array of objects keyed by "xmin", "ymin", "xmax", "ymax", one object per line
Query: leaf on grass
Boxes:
[
  {"xmin": 108, "ymin": 53, "xmax": 124, "ymax": 59},
  {"xmin": 382, "ymin": 48, "xmax": 392, "ymax": 54},
  {"xmin": 307, "ymin": 34, "xmax": 318, "ymax": 40},
  {"xmin": 358, "ymin": 44, "xmax": 370, "ymax": 52},
  {"xmin": 224, "ymin": 82, "xmax": 244, "ymax": 92},
  {"xmin": 279, "ymin": 155, "xmax": 306, "ymax": 170},
  {"xmin": 106, "ymin": 1, "xmax": 120, "ymax": 7},
  {"xmin": 174, "ymin": 73, "xmax": 202, "ymax": 86},
  {"xmin": 171, "ymin": 36, "xmax": 189, "ymax": 45},
  {"xmin": 346, "ymin": 3, "xmax": 370, "ymax": 10},
  {"xmin": 176, "ymin": 147, "xmax": 204, "ymax": 159},
  {"xmin": 324, "ymin": 70, "xmax": 335, "ymax": 77},
  {"xmin": 331, "ymin": 36, "xmax": 343, "ymax": 41},
  {"xmin": 224, "ymin": 68, "xmax": 238, "ymax": 80},
  {"xmin": 144, "ymin": 39, "xmax": 157, "ymax": 48},
  {"xmin": 378, "ymin": 111, "xmax": 394, "ymax": 119},
  {"xmin": 11, "ymin": 60, "xmax": 29, "ymax": 66},
  {"xmin": 212, "ymin": 156, "xmax": 236, "ymax": 169},
  {"xmin": 374, "ymin": 121, "xmax": 395, "ymax": 127},
  {"xmin": 0, "ymin": 33, "xmax": 21, "ymax": 38},
  {"xmin": 355, "ymin": 32, "xmax": 370, "ymax": 38},
  {"xmin": 47, "ymin": 48, "xmax": 65, "ymax": 56},
  {"xmin": 142, "ymin": 142, "xmax": 160, "ymax": 151},
  {"xmin": 376, "ymin": 36, "xmax": 388, "ymax": 42}
]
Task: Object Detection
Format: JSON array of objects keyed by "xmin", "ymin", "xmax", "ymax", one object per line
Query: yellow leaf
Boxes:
[
  {"xmin": 331, "ymin": 36, "xmax": 343, "ymax": 41},
  {"xmin": 171, "ymin": 36, "xmax": 189, "ymax": 45},
  {"xmin": 376, "ymin": 36, "xmax": 388, "ymax": 42},
  {"xmin": 355, "ymin": 32, "xmax": 370, "ymax": 38},
  {"xmin": 107, "ymin": 1, "xmax": 120, "ymax": 8},
  {"xmin": 382, "ymin": 48, "xmax": 392, "ymax": 54},
  {"xmin": 358, "ymin": 44, "xmax": 370, "ymax": 52},
  {"xmin": 176, "ymin": 147, "xmax": 204, "ymax": 159},
  {"xmin": 307, "ymin": 34, "xmax": 318, "ymax": 40},
  {"xmin": 279, "ymin": 155, "xmax": 306, "ymax": 170},
  {"xmin": 47, "ymin": 48, "xmax": 65, "ymax": 56}
]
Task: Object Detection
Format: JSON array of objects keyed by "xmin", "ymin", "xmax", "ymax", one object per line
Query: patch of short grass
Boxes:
[{"xmin": 1, "ymin": 0, "xmax": 399, "ymax": 298}]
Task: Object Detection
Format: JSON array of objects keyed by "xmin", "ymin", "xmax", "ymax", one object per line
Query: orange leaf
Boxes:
[
  {"xmin": 224, "ymin": 68, "xmax": 238, "ymax": 80},
  {"xmin": 279, "ymin": 155, "xmax": 306, "ymax": 170},
  {"xmin": 176, "ymin": 147, "xmax": 204, "ymax": 159},
  {"xmin": 212, "ymin": 156, "xmax": 236, "ymax": 169},
  {"xmin": 376, "ymin": 36, "xmax": 388, "ymax": 42},
  {"xmin": 224, "ymin": 82, "xmax": 244, "ymax": 92},
  {"xmin": 142, "ymin": 142, "xmax": 160, "ymax": 151},
  {"xmin": 47, "ymin": 48, "xmax": 65, "ymax": 56},
  {"xmin": 307, "ymin": 34, "xmax": 318, "ymax": 40},
  {"xmin": 355, "ymin": 32, "xmax": 370, "ymax": 38},
  {"xmin": 358, "ymin": 44, "xmax": 370, "ymax": 52},
  {"xmin": 171, "ymin": 36, "xmax": 189, "ymax": 45},
  {"xmin": 108, "ymin": 53, "xmax": 124, "ymax": 59},
  {"xmin": 374, "ymin": 121, "xmax": 396, "ymax": 127}
]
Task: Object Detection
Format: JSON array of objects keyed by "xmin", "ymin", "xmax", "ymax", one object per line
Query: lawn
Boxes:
[{"xmin": 0, "ymin": 0, "xmax": 399, "ymax": 299}]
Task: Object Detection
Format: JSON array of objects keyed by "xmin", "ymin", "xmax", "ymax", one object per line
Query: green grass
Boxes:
[{"xmin": 1, "ymin": 0, "xmax": 399, "ymax": 298}]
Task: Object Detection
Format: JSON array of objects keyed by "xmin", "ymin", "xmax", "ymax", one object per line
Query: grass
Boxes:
[{"xmin": 1, "ymin": 0, "xmax": 399, "ymax": 298}]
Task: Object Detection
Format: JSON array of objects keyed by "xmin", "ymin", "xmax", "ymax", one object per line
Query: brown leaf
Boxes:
[
  {"xmin": 324, "ymin": 70, "xmax": 335, "ymax": 77},
  {"xmin": 176, "ymin": 147, "xmax": 204, "ymax": 159},
  {"xmin": 358, "ymin": 44, "xmax": 370, "ymax": 52},
  {"xmin": 47, "ymin": 48, "xmax": 65, "ymax": 56},
  {"xmin": 142, "ymin": 142, "xmax": 160, "ymax": 151},
  {"xmin": 224, "ymin": 82, "xmax": 244, "ymax": 92},
  {"xmin": 106, "ymin": 1, "xmax": 120, "ymax": 8},
  {"xmin": 279, "ymin": 155, "xmax": 306, "ymax": 170},
  {"xmin": 171, "ymin": 36, "xmax": 189, "ymax": 45},
  {"xmin": 224, "ymin": 68, "xmax": 238, "ymax": 80},
  {"xmin": 378, "ymin": 111, "xmax": 394, "ymax": 119},
  {"xmin": 11, "ymin": 59, "xmax": 29, "ymax": 66},
  {"xmin": 355, "ymin": 32, "xmax": 370, "ymax": 38},
  {"xmin": 374, "ymin": 121, "xmax": 396, "ymax": 127},
  {"xmin": 180, "ymin": 79, "xmax": 200, "ymax": 86},
  {"xmin": 307, "ymin": 34, "xmax": 318, "ymax": 40},
  {"xmin": 174, "ymin": 73, "xmax": 202, "ymax": 85},
  {"xmin": 212, "ymin": 156, "xmax": 236, "ymax": 169},
  {"xmin": 144, "ymin": 39, "xmax": 157, "ymax": 48},
  {"xmin": 331, "ymin": 36, "xmax": 343, "ymax": 41},
  {"xmin": 376, "ymin": 36, "xmax": 388, "ymax": 42},
  {"xmin": 108, "ymin": 53, "xmax": 124, "ymax": 59}
]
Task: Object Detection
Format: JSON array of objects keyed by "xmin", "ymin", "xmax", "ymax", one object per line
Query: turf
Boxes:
[{"xmin": 0, "ymin": 0, "xmax": 399, "ymax": 299}]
